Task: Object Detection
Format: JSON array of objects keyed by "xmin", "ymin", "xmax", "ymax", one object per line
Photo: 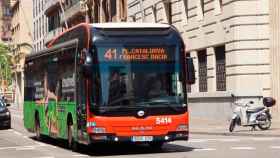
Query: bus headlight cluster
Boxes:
[
  {"xmin": 92, "ymin": 127, "xmax": 106, "ymax": 134},
  {"xmin": 176, "ymin": 124, "xmax": 188, "ymax": 131},
  {"xmin": 5, "ymin": 111, "xmax": 10, "ymax": 116}
]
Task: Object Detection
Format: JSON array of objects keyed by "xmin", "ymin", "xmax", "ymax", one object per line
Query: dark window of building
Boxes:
[
  {"xmin": 215, "ymin": 45, "xmax": 226, "ymax": 91},
  {"xmin": 48, "ymin": 12, "xmax": 60, "ymax": 31},
  {"xmin": 93, "ymin": 1, "xmax": 100, "ymax": 23},
  {"xmin": 186, "ymin": 53, "xmax": 191, "ymax": 93},
  {"xmin": 110, "ymin": 0, "xmax": 117, "ymax": 21},
  {"xmin": 120, "ymin": 0, "xmax": 127, "ymax": 21},
  {"xmin": 198, "ymin": 49, "xmax": 207, "ymax": 92}
]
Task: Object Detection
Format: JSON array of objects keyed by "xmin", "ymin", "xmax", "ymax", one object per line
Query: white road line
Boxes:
[
  {"xmin": 23, "ymin": 135, "xmax": 29, "ymax": 139},
  {"xmin": 72, "ymin": 154, "xmax": 88, "ymax": 157},
  {"xmin": 270, "ymin": 146, "xmax": 280, "ymax": 149},
  {"xmin": 15, "ymin": 146, "xmax": 35, "ymax": 151},
  {"xmin": 13, "ymin": 131, "xmax": 23, "ymax": 136},
  {"xmin": 0, "ymin": 146, "xmax": 19, "ymax": 150},
  {"xmin": 188, "ymin": 139, "xmax": 209, "ymax": 143},
  {"xmin": 231, "ymin": 147, "xmax": 256, "ymax": 150},
  {"xmin": 193, "ymin": 148, "xmax": 217, "ymax": 151},
  {"xmin": 35, "ymin": 157, "xmax": 55, "ymax": 158},
  {"xmin": 251, "ymin": 138, "xmax": 278, "ymax": 141},
  {"xmin": 218, "ymin": 139, "xmax": 240, "ymax": 142}
]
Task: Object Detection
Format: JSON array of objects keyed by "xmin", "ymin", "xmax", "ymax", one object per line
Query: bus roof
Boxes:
[{"xmin": 90, "ymin": 23, "xmax": 171, "ymax": 29}]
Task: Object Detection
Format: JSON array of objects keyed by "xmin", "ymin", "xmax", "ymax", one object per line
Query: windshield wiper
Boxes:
[{"xmin": 136, "ymin": 99, "xmax": 182, "ymax": 113}]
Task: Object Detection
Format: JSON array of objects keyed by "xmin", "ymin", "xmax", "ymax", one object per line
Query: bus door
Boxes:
[{"xmin": 76, "ymin": 50, "xmax": 88, "ymax": 142}]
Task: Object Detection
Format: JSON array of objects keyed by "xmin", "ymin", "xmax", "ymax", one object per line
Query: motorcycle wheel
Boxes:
[
  {"xmin": 258, "ymin": 116, "xmax": 271, "ymax": 130},
  {"xmin": 229, "ymin": 119, "xmax": 236, "ymax": 132}
]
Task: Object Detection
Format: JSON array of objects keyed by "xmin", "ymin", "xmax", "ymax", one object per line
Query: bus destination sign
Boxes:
[{"xmin": 102, "ymin": 48, "xmax": 171, "ymax": 62}]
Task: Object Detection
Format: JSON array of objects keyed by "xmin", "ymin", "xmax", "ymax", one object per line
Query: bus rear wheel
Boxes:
[
  {"xmin": 67, "ymin": 124, "xmax": 78, "ymax": 151},
  {"xmin": 35, "ymin": 115, "xmax": 41, "ymax": 140}
]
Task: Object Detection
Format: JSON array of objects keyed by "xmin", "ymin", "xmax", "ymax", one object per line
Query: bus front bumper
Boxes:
[{"xmin": 89, "ymin": 131, "xmax": 188, "ymax": 143}]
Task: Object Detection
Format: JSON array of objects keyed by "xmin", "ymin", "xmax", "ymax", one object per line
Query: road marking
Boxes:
[
  {"xmin": 270, "ymin": 146, "xmax": 280, "ymax": 149},
  {"xmin": 23, "ymin": 135, "xmax": 29, "ymax": 139},
  {"xmin": 188, "ymin": 139, "xmax": 209, "ymax": 143},
  {"xmin": 35, "ymin": 142, "xmax": 48, "ymax": 146},
  {"xmin": 231, "ymin": 147, "xmax": 256, "ymax": 150},
  {"xmin": 35, "ymin": 157, "xmax": 55, "ymax": 158},
  {"xmin": 0, "ymin": 146, "xmax": 19, "ymax": 150},
  {"xmin": 72, "ymin": 154, "xmax": 88, "ymax": 157},
  {"xmin": 13, "ymin": 131, "xmax": 23, "ymax": 136},
  {"xmin": 251, "ymin": 138, "xmax": 278, "ymax": 141},
  {"xmin": 15, "ymin": 146, "xmax": 35, "ymax": 151},
  {"xmin": 193, "ymin": 148, "xmax": 216, "ymax": 151},
  {"xmin": 219, "ymin": 139, "xmax": 240, "ymax": 142}
]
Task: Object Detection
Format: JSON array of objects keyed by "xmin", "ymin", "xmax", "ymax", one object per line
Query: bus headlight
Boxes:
[
  {"xmin": 5, "ymin": 111, "xmax": 10, "ymax": 116},
  {"xmin": 176, "ymin": 124, "xmax": 188, "ymax": 131},
  {"xmin": 92, "ymin": 127, "xmax": 106, "ymax": 134}
]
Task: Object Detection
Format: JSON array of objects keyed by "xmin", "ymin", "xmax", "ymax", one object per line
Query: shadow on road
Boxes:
[{"xmin": 31, "ymin": 136, "xmax": 195, "ymax": 156}]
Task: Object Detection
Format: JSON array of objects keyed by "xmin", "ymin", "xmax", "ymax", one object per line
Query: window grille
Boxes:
[
  {"xmin": 215, "ymin": 45, "xmax": 226, "ymax": 91},
  {"xmin": 186, "ymin": 53, "xmax": 191, "ymax": 93},
  {"xmin": 198, "ymin": 50, "xmax": 207, "ymax": 92}
]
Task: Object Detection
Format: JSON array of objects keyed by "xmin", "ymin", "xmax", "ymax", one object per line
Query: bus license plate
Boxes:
[{"xmin": 132, "ymin": 136, "xmax": 153, "ymax": 142}]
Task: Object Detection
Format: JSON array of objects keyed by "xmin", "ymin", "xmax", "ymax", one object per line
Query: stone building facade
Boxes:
[
  {"xmin": 44, "ymin": 0, "xmax": 127, "ymax": 46},
  {"xmin": 269, "ymin": 0, "xmax": 280, "ymax": 119},
  {"xmin": 128, "ymin": 0, "xmax": 271, "ymax": 120},
  {"xmin": 0, "ymin": 0, "xmax": 12, "ymax": 43},
  {"xmin": 10, "ymin": 0, "xmax": 33, "ymax": 108},
  {"xmin": 33, "ymin": 0, "xmax": 48, "ymax": 52}
]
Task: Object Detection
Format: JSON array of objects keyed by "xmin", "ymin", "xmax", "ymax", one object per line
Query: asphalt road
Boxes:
[{"xmin": 0, "ymin": 108, "xmax": 279, "ymax": 158}]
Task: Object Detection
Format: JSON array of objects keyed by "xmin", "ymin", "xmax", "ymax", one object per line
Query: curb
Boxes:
[{"xmin": 190, "ymin": 131, "xmax": 280, "ymax": 137}]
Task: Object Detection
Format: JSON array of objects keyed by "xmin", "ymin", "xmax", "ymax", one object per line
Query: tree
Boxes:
[{"xmin": 0, "ymin": 43, "xmax": 12, "ymax": 88}]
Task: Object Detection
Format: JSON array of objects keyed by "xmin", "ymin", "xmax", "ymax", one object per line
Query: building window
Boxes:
[
  {"xmin": 102, "ymin": 0, "xmax": 110, "ymax": 22},
  {"xmin": 198, "ymin": 49, "xmax": 207, "ymax": 92},
  {"xmin": 186, "ymin": 53, "xmax": 191, "ymax": 93},
  {"xmin": 215, "ymin": 45, "xmax": 226, "ymax": 91},
  {"xmin": 110, "ymin": 0, "xmax": 117, "ymax": 21},
  {"xmin": 119, "ymin": 0, "xmax": 127, "ymax": 21},
  {"xmin": 93, "ymin": 0, "xmax": 100, "ymax": 23}
]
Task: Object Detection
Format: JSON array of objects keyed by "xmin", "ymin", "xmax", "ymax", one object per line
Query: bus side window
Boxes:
[{"xmin": 61, "ymin": 65, "xmax": 75, "ymax": 102}]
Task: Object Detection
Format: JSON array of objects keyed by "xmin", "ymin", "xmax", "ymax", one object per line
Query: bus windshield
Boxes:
[{"xmin": 92, "ymin": 46, "xmax": 184, "ymax": 108}]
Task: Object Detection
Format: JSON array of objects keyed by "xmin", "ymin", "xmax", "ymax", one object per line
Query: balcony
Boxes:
[
  {"xmin": 44, "ymin": 27, "xmax": 63, "ymax": 45},
  {"xmin": 44, "ymin": 0, "xmax": 60, "ymax": 15},
  {"xmin": 61, "ymin": 1, "xmax": 87, "ymax": 24}
]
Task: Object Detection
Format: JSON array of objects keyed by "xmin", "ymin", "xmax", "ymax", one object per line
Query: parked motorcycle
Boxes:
[{"xmin": 229, "ymin": 97, "xmax": 276, "ymax": 132}]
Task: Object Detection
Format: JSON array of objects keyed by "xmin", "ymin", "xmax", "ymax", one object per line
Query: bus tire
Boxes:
[
  {"xmin": 35, "ymin": 112, "xmax": 41, "ymax": 140},
  {"xmin": 67, "ymin": 121, "xmax": 78, "ymax": 151}
]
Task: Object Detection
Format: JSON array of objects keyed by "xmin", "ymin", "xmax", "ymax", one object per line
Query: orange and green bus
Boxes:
[{"xmin": 24, "ymin": 23, "xmax": 195, "ymax": 150}]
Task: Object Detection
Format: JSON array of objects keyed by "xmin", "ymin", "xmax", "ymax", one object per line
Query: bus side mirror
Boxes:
[
  {"xmin": 82, "ymin": 50, "xmax": 93, "ymax": 77},
  {"xmin": 186, "ymin": 57, "xmax": 195, "ymax": 84}
]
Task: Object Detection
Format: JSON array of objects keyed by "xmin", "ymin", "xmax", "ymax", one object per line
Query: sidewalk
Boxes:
[{"xmin": 190, "ymin": 117, "xmax": 280, "ymax": 137}]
